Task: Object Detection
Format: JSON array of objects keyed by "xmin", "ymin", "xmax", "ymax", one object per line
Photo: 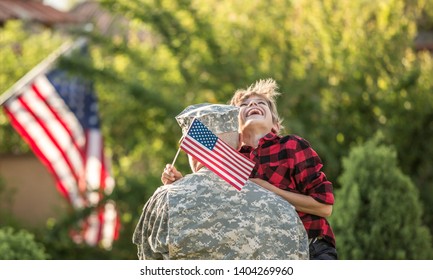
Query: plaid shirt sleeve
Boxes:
[{"xmin": 290, "ymin": 136, "xmax": 334, "ymax": 205}]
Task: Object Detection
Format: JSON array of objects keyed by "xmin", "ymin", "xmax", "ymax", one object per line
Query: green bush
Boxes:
[
  {"xmin": 331, "ymin": 133, "xmax": 433, "ymax": 259},
  {"xmin": 0, "ymin": 227, "xmax": 49, "ymax": 260}
]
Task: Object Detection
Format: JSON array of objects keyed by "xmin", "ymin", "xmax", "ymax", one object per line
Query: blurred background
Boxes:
[{"xmin": 1, "ymin": 0, "xmax": 433, "ymax": 260}]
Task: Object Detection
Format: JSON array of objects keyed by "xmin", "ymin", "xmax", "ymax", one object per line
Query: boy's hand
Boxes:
[{"xmin": 161, "ymin": 164, "xmax": 183, "ymax": 185}]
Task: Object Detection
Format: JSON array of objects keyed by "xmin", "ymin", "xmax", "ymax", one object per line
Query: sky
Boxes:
[
  {"xmin": 43, "ymin": 0, "xmax": 68, "ymax": 11},
  {"xmin": 43, "ymin": 0, "xmax": 78, "ymax": 11}
]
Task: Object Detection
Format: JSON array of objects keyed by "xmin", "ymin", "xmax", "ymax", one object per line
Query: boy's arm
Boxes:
[{"xmin": 250, "ymin": 178, "xmax": 333, "ymax": 218}]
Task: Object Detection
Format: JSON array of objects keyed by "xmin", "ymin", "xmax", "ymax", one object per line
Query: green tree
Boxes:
[
  {"xmin": 332, "ymin": 134, "xmax": 433, "ymax": 259},
  {"xmin": 98, "ymin": 0, "xmax": 433, "ymax": 247},
  {"xmin": 0, "ymin": 20, "xmax": 63, "ymax": 153},
  {"xmin": 1, "ymin": 0, "xmax": 433, "ymax": 259},
  {"xmin": 0, "ymin": 227, "xmax": 49, "ymax": 260},
  {"xmin": 0, "ymin": 176, "xmax": 17, "ymax": 227}
]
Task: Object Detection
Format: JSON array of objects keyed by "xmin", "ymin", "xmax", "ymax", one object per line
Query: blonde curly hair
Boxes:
[{"xmin": 229, "ymin": 78, "xmax": 283, "ymax": 133}]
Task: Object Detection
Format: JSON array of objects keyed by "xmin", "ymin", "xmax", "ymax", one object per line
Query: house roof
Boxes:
[{"xmin": 0, "ymin": 0, "xmax": 77, "ymax": 25}]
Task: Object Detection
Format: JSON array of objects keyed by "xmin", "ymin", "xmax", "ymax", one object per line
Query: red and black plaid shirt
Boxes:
[{"xmin": 240, "ymin": 132, "xmax": 336, "ymax": 247}]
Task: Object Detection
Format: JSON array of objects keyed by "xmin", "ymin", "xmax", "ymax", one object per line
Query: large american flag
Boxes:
[
  {"xmin": 180, "ymin": 119, "xmax": 255, "ymax": 190},
  {"xmin": 2, "ymin": 64, "xmax": 119, "ymax": 248}
]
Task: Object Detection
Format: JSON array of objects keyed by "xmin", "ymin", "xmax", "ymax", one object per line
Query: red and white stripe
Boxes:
[
  {"xmin": 4, "ymin": 76, "xmax": 86, "ymax": 208},
  {"xmin": 181, "ymin": 134, "xmax": 255, "ymax": 190}
]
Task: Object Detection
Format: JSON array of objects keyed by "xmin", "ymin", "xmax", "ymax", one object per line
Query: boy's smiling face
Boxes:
[{"xmin": 238, "ymin": 95, "xmax": 278, "ymax": 133}]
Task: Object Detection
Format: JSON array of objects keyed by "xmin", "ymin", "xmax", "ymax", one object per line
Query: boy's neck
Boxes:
[{"xmin": 241, "ymin": 127, "xmax": 270, "ymax": 148}]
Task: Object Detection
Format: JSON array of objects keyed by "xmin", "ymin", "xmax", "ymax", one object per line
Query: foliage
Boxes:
[
  {"xmin": 418, "ymin": 0, "xmax": 433, "ymax": 30},
  {"xmin": 0, "ymin": 176, "xmax": 18, "ymax": 226},
  {"xmin": 1, "ymin": 0, "xmax": 433, "ymax": 259},
  {"xmin": 0, "ymin": 227, "xmax": 49, "ymax": 260},
  {"xmin": 331, "ymin": 133, "xmax": 433, "ymax": 259},
  {"xmin": 97, "ymin": 0, "xmax": 433, "ymax": 242},
  {"xmin": 0, "ymin": 21, "xmax": 64, "ymax": 153},
  {"xmin": 35, "ymin": 206, "xmax": 121, "ymax": 259}
]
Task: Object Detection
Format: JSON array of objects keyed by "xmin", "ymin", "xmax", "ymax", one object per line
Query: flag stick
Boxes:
[
  {"xmin": 171, "ymin": 134, "xmax": 185, "ymax": 167},
  {"xmin": 171, "ymin": 147, "xmax": 181, "ymax": 167},
  {"xmin": 170, "ymin": 118, "xmax": 196, "ymax": 167}
]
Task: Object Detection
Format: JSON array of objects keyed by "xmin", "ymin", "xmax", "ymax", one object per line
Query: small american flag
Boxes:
[
  {"xmin": 180, "ymin": 119, "xmax": 255, "ymax": 190},
  {"xmin": 2, "ymin": 47, "xmax": 120, "ymax": 248}
]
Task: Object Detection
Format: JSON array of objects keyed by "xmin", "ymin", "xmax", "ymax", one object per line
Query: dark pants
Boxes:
[{"xmin": 309, "ymin": 239, "xmax": 338, "ymax": 260}]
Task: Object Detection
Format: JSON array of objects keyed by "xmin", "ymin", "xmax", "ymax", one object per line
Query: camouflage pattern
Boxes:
[
  {"xmin": 133, "ymin": 168, "xmax": 309, "ymax": 260},
  {"xmin": 175, "ymin": 103, "xmax": 240, "ymax": 135}
]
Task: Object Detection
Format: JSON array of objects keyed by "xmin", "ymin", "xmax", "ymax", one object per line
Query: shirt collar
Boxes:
[{"xmin": 261, "ymin": 132, "xmax": 279, "ymax": 142}]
